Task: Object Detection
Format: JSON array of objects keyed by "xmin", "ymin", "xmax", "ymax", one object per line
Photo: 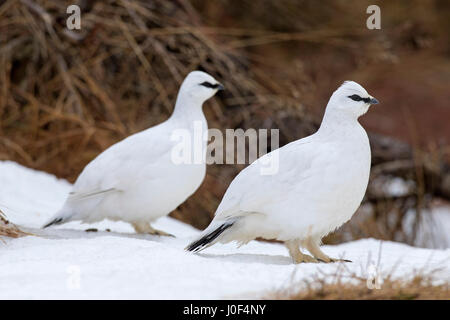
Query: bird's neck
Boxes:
[
  {"xmin": 169, "ymin": 94, "xmax": 208, "ymax": 137},
  {"xmin": 318, "ymin": 107, "xmax": 362, "ymax": 137},
  {"xmin": 170, "ymin": 93, "xmax": 206, "ymax": 122},
  {"xmin": 169, "ymin": 94, "xmax": 208, "ymax": 164}
]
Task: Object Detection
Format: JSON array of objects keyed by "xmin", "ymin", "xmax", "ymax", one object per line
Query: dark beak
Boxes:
[
  {"xmin": 217, "ymin": 83, "xmax": 225, "ymax": 91},
  {"xmin": 370, "ymin": 97, "xmax": 379, "ymax": 104}
]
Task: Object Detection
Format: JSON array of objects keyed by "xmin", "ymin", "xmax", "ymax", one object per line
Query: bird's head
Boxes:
[
  {"xmin": 327, "ymin": 81, "xmax": 379, "ymax": 118},
  {"xmin": 178, "ymin": 71, "xmax": 224, "ymax": 104}
]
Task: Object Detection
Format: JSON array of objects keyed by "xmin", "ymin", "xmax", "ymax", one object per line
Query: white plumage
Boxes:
[
  {"xmin": 187, "ymin": 81, "xmax": 379, "ymax": 263},
  {"xmin": 44, "ymin": 71, "xmax": 223, "ymax": 235}
]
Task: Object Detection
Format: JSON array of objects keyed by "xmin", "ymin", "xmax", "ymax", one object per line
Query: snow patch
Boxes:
[{"xmin": 0, "ymin": 161, "xmax": 448, "ymax": 299}]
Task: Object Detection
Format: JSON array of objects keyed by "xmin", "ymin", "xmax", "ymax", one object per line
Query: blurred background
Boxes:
[{"xmin": 0, "ymin": 0, "xmax": 449, "ymax": 247}]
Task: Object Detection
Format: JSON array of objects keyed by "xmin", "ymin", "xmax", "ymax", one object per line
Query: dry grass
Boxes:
[
  {"xmin": 269, "ymin": 249, "xmax": 449, "ymax": 300},
  {"xmin": 268, "ymin": 240, "xmax": 449, "ymax": 300},
  {"xmin": 272, "ymin": 275, "xmax": 449, "ymax": 300},
  {"xmin": 0, "ymin": 209, "xmax": 28, "ymax": 239}
]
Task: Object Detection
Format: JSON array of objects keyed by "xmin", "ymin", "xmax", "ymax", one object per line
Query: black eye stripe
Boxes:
[
  {"xmin": 348, "ymin": 94, "xmax": 362, "ymax": 101},
  {"xmin": 200, "ymin": 81, "xmax": 219, "ymax": 89},
  {"xmin": 348, "ymin": 94, "xmax": 371, "ymax": 103}
]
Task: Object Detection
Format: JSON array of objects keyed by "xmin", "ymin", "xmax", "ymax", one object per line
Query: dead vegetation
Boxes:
[
  {"xmin": 272, "ymin": 275, "xmax": 449, "ymax": 300},
  {"xmin": 0, "ymin": 209, "xmax": 27, "ymax": 238},
  {"xmin": 269, "ymin": 244, "xmax": 449, "ymax": 300},
  {"xmin": 0, "ymin": 0, "xmax": 449, "ymax": 245}
]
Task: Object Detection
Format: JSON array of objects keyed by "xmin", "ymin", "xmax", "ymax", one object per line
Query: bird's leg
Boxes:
[
  {"xmin": 285, "ymin": 240, "xmax": 319, "ymax": 264},
  {"xmin": 147, "ymin": 226, "xmax": 175, "ymax": 237},
  {"xmin": 305, "ymin": 237, "xmax": 351, "ymax": 263},
  {"xmin": 132, "ymin": 221, "xmax": 174, "ymax": 237}
]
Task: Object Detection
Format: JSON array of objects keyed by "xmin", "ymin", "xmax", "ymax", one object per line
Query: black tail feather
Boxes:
[
  {"xmin": 42, "ymin": 217, "xmax": 63, "ymax": 229},
  {"xmin": 185, "ymin": 222, "xmax": 234, "ymax": 252}
]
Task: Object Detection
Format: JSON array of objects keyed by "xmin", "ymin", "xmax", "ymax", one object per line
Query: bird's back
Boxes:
[{"xmin": 54, "ymin": 118, "xmax": 206, "ymax": 224}]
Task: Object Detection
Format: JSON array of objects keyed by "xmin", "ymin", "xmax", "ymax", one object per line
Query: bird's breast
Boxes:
[{"xmin": 269, "ymin": 131, "xmax": 371, "ymax": 238}]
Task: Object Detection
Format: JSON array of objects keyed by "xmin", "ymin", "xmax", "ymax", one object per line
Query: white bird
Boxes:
[
  {"xmin": 186, "ymin": 81, "xmax": 378, "ymax": 263},
  {"xmin": 44, "ymin": 71, "xmax": 224, "ymax": 236}
]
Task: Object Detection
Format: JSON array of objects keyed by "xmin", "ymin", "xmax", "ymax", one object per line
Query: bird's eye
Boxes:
[
  {"xmin": 200, "ymin": 81, "xmax": 219, "ymax": 89},
  {"xmin": 348, "ymin": 94, "xmax": 362, "ymax": 101},
  {"xmin": 348, "ymin": 94, "xmax": 371, "ymax": 103}
]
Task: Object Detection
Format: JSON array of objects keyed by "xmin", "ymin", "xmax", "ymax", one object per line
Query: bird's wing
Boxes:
[
  {"xmin": 214, "ymin": 134, "xmax": 329, "ymax": 220},
  {"xmin": 66, "ymin": 187, "xmax": 119, "ymax": 201},
  {"xmin": 67, "ymin": 125, "xmax": 173, "ymax": 202}
]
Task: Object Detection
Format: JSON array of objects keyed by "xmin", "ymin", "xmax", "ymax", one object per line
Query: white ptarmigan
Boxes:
[
  {"xmin": 186, "ymin": 81, "xmax": 378, "ymax": 263},
  {"xmin": 43, "ymin": 71, "xmax": 224, "ymax": 235}
]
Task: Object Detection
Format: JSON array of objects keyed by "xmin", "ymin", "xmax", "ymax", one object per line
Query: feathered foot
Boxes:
[
  {"xmin": 285, "ymin": 239, "xmax": 320, "ymax": 264},
  {"xmin": 132, "ymin": 221, "xmax": 174, "ymax": 237},
  {"xmin": 305, "ymin": 237, "xmax": 351, "ymax": 263}
]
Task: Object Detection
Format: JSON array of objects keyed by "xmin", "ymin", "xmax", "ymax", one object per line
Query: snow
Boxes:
[{"xmin": 0, "ymin": 160, "xmax": 449, "ymax": 299}]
